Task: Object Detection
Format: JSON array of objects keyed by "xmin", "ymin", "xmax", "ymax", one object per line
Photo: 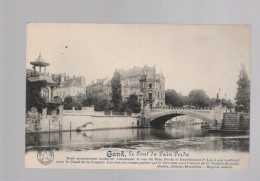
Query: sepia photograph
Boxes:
[{"xmin": 25, "ymin": 23, "xmax": 250, "ymax": 169}]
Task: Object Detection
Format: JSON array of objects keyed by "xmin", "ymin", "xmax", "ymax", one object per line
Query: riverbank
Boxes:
[{"xmin": 26, "ymin": 113, "xmax": 140, "ymax": 133}]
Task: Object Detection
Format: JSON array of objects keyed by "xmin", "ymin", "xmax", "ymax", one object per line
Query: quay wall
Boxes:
[
  {"xmin": 222, "ymin": 113, "xmax": 250, "ymax": 130},
  {"xmin": 26, "ymin": 113, "xmax": 139, "ymax": 133}
]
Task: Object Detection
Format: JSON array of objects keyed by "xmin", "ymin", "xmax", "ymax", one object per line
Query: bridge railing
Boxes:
[
  {"xmin": 104, "ymin": 111, "xmax": 132, "ymax": 117},
  {"xmin": 151, "ymin": 107, "xmax": 213, "ymax": 110}
]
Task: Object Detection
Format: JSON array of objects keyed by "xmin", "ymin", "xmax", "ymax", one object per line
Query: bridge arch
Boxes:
[{"xmin": 149, "ymin": 109, "xmax": 213, "ymax": 128}]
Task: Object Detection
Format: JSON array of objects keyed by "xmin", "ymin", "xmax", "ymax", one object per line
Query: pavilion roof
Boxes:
[{"xmin": 30, "ymin": 54, "xmax": 50, "ymax": 67}]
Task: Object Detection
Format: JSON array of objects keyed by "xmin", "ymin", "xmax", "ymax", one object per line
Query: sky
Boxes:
[{"xmin": 26, "ymin": 23, "xmax": 250, "ymax": 101}]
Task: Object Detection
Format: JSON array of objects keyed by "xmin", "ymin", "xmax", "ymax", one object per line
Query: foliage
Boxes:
[
  {"xmin": 165, "ymin": 89, "xmax": 213, "ymax": 108},
  {"xmin": 222, "ymin": 99, "xmax": 234, "ymax": 109},
  {"xmin": 26, "ymin": 80, "xmax": 47, "ymax": 113},
  {"xmin": 182, "ymin": 96, "xmax": 191, "ymax": 106},
  {"xmin": 188, "ymin": 89, "xmax": 210, "ymax": 107},
  {"xmin": 111, "ymin": 70, "xmax": 122, "ymax": 111},
  {"xmin": 84, "ymin": 96, "xmax": 95, "ymax": 106},
  {"xmin": 120, "ymin": 94, "xmax": 141, "ymax": 113},
  {"xmin": 63, "ymin": 96, "xmax": 74, "ymax": 110},
  {"xmin": 165, "ymin": 89, "xmax": 183, "ymax": 107},
  {"xmin": 235, "ymin": 64, "xmax": 250, "ymax": 112},
  {"xmin": 208, "ymin": 98, "xmax": 218, "ymax": 107},
  {"xmin": 74, "ymin": 93, "xmax": 88, "ymax": 110},
  {"xmin": 127, "ymin": 94, "xmax": 141, "ymax": 113},
  {"xmin": 94, "ymin": 97, "xmax": 112, "ymax": 111}
]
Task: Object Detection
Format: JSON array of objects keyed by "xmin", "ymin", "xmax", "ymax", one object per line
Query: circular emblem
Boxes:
[{"xmin": 37, "ymin": 148, "xmax": 54, "ymax": 165}]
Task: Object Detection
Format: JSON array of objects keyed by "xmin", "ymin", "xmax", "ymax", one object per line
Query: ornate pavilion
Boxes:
[{"xmin": 27, "ymin": 54, "xmax": 62, "ymax": 116}]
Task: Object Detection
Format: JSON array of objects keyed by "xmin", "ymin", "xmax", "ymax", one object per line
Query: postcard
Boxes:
[{"xmin": 25, "ymin": 23, "xmax": 250, "ymax": 169}]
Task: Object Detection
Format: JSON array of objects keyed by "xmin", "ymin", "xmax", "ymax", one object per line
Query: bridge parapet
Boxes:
[
  {"xmin": 146, "ymin": 106, "xmax": 220, "ymax": 127},
  {"xmin": 151, "ymin": 109, "xmax": 214, "ymax": 121},
  {"xmin": 151, "ymin": 107, "xmax": 213, "ymax": 110}
]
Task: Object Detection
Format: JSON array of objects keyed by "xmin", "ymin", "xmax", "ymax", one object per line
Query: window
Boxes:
[
  {"xmin": 149, "ymin": 82, "xmax": 152, "ymax": 88},
  {"xmin": 47, "ymin": 108, "xmax": 51, "ymax": 115},
  {"xmin": 42, "ymin": 87, "xmax": 49, "ymax": 100},
  {"xmin": 149, "ymin": 93, "xmax": 152, "ymax": 100}
]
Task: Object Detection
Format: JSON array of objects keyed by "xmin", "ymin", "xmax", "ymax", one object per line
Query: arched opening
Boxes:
[
  {"xmin": 150, "ymin": 114, "xmax": 184, "ymax": 128},
  {"xmin": 150, "ymin": 112, "xmax": 210, "ymax": 128}
]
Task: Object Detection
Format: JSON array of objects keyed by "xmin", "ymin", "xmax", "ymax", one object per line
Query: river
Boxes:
[{"xmin": 26, "ymin": 124, "xmax": 249, "ymax": 153}]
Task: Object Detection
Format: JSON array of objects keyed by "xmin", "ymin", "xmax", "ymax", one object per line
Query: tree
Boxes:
[
  {"xmin": 94, "ymin": 97, "xmax": 112, "ymax": 111},
  {"xmin": 208, "ymin": 98, "xmax": 218, "ymax": 107},
  {"xmin": 165, "ymin": 89, "xmax": 183, "ymax": 107},
  {"xmin": 182, "ymin": 96, "xmax": 191, "ymax": 106},
  {"xmin": 84, "ymin": 94, "xmax": 97, "ymax": 106},
  {"xmin": 111, "ymin": 70, "xmax": 122, "ymax": 111},
  {"xmin": 26, "ymin": 80, "xmax": 47, "ymax": 113},
  {"xmin": 73, "ymin": 93, "xmax": 87, "ymax": 110},
  {"xmin": 188, "ymin": 89, "xmax": 210, "ymax": 107},
  {"xmin": 126, "ymin": 94, "xmax": 141, "ymax": 113},
  {"xmin": 222, "ymin": 99, "xmax": 234, "ymax": 109},
  {"xmin": 235, "ymin": 64, "xmax": 250, "ymax": 112},
  {"xmin": 63, "ymin": 96, "xmax": 73, "ymax": 110}
]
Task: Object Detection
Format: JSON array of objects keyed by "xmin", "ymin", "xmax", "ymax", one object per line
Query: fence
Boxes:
[
  {"xmin": 104, "ymin": 111, "xmax": 132, "ymax": 117},
  {"xmin": 63, "ymin": 108, "xmax": 133, "ymax": 117}
]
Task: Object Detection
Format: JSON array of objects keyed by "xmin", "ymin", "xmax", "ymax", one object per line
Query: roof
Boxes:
[
  {"xmin": 119, "ymin": 67, "xmax": 144, "ymax": 79},
  {"xmin": 63, "ymin": 79, "xmax": 82, "ymax": 88},
  {"xmin": 27, "ymin": 75, "xmax": 58, "ymax": 86},
  {"xmin": 87, "ymin": 77, "xmax": 108, "ymax": 87},
  {"xmin": 104, "ymin": 79, "xmax": 111, "ymax": 86},
  {"xmin": 30, "ymin": 54, "xmax": 50, "ymax": 67}
]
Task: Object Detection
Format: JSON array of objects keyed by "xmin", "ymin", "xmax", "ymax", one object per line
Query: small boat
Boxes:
[{"xmin": 76, "ymin": 122, "xmax": 94, "ymax": 131}]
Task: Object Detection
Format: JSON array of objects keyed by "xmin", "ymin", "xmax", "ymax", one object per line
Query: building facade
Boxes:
[
  {"xmin": 52, "ymin": 74, "xmax": 86, "ymax": 100},
  {"xmin": 53, "ymin": 80, "xmax": 85, "ymax": 99},
  {"xmin": 86, "ymin": 65, "xmax": 165, "ymax": 107}
]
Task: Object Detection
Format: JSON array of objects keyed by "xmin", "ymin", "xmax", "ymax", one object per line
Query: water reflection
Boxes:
[{"xmin": 26, "ymin": 125, "xmax": 249, "ymax": 153}]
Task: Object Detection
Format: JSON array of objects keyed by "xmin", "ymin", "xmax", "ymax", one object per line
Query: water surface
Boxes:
[{"xmin": 26, "ymin": 124, "xmax": 249, "ymax": 153}]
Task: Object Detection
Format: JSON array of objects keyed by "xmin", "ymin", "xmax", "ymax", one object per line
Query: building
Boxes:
[
  {"xmin": 27, "ymin": 54, "xmax": 62, "ymax": 115},
  {"xmin": 86, "ymin": 65, "xmax": 165, "ymax": 107},
  {"xmin": 53, "ymin": 79, "xmax": 85, "ymax": 99},
  {"xmin": 86, "ymin": 78, "xmax": 110, "ymax": 99},
  {"xmin": 140, "ymin": 66, "xmax": 165, "ymax": 107},
  {"xmin": 52, "ymin": 73, "xmax": 86, "ymax": 88},
  {"xmin": 52, "ymin": 74, "xmax": 86, "ymax": 100}
]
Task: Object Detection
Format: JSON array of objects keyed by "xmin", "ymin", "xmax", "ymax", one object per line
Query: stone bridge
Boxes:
[{"xmin": 144, "ymin": 106, "xmax": 226, "ymax": 128}]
